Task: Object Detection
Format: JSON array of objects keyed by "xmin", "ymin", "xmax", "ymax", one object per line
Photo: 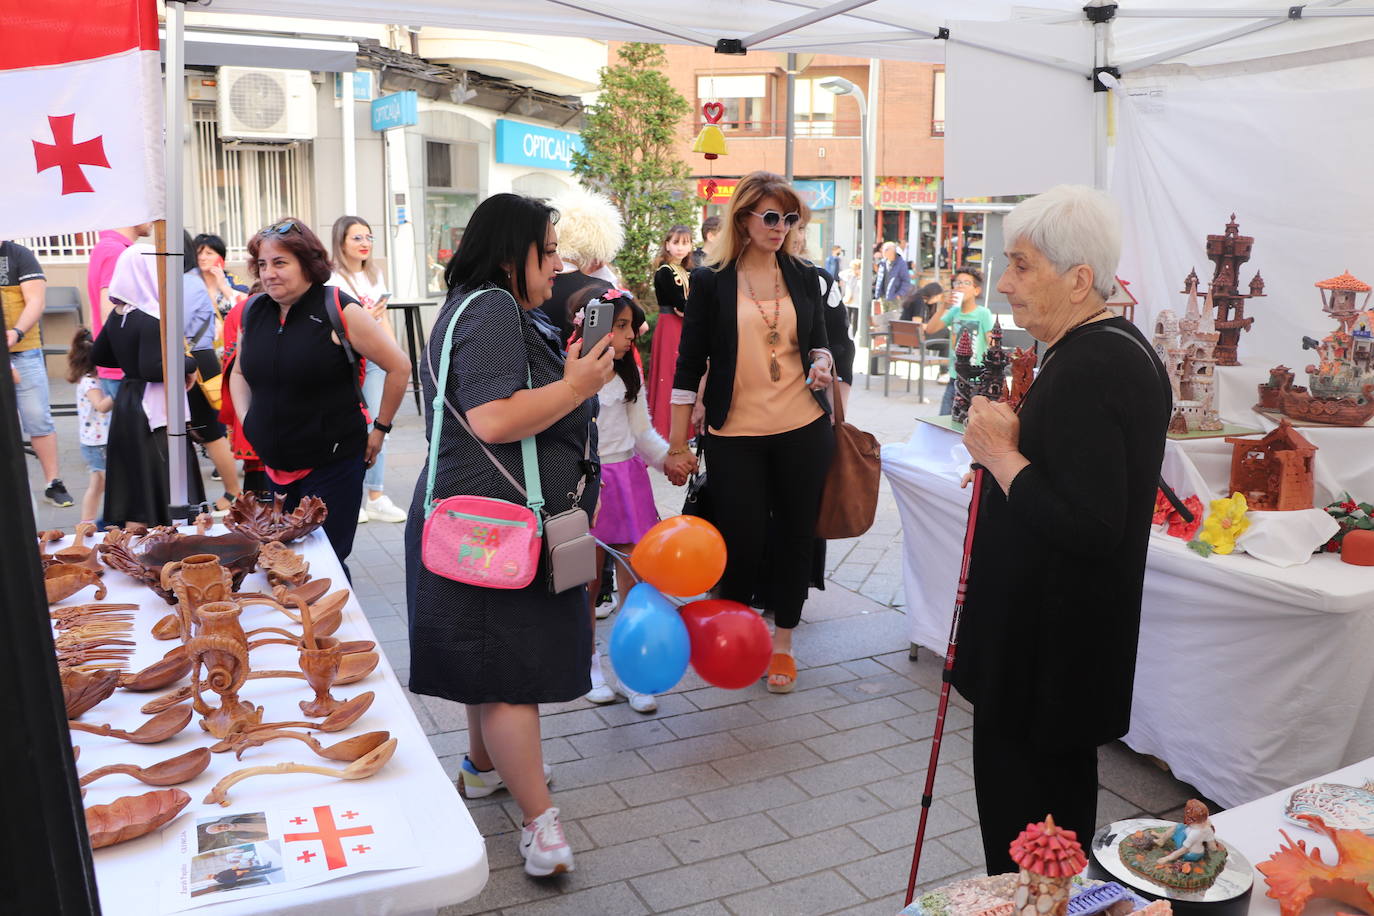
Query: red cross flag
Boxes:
[{"xmin": 0, "ymin": 0, "xmax": 163, "ymax": 240}]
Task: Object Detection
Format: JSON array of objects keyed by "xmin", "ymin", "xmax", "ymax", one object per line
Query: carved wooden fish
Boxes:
[{"xmin": 1285, "ymin": 779, "xmax": 1374, "ymax": 834}]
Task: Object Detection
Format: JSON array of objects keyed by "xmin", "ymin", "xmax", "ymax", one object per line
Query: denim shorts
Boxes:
[
  {"xmin": 81, "ymin": 443, "xmax": 107, "ymax": 474},
  {"xmin": 12, "ymin": 348, "xmax": 55, "ymax": 437}
]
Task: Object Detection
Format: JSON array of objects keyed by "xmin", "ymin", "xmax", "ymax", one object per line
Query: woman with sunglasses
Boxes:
[
  {"xmin": 227, "ymin": 218, "xmax": 411, "ymax": 570},
  {"xmin": 670, "ymin": 170, "xmax": 835, "ymax": 694},
  {"xmin": 329, "ymin": 215, "xmax": 405, "ymax": 525}
]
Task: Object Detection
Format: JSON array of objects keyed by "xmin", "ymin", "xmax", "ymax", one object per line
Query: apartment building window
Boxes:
[
  {"xmin": 14, "ymin": 233, "xmax": 97, "ymax": 265},
  {"xmin": 932, "ymin": 70, "xmax": 946, "ymax": 138},
  {"xmin": 424, "ymin": 139, "xmax": 480, "ymax": 297},
  {"xmin": 192, "ymin": 104, "xmax": 313, "ymax": 259},
  {"xmin": 697, "ymin": 74, "xmax": 769, "ymax": 134},
  {"xmin": 793, "ymin": 78, "xmax": 838, "ymax": 137}
]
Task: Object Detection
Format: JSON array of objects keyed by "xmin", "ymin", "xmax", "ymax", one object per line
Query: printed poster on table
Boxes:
[{"xmin": 159, "ymin": 794, "xmax": 416, "ymax": 912}]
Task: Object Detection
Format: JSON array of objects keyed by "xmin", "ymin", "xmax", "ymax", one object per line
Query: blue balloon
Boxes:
[{"xmin": 608, "ymin": 583, "xmax": 690, "ymax": 694}]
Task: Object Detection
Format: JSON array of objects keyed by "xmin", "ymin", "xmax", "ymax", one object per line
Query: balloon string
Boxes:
[{"xmin": 593, "ymin": 538, "xmax": 690, "ymax": 608}]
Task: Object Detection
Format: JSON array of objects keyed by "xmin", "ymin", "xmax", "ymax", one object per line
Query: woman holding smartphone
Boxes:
[{"xmin": 329, "ymin": 215, "xmax": 405, "ymax": 523}]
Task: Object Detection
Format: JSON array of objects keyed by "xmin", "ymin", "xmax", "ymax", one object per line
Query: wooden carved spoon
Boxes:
[
  {"xmin": 208, "ymin": 692, "xmax": 375, "ymax": 751},
  {"xmin": 79, "ymin": 747, "xmax": 211, "ymax": 787},
  {"xmin": 140, "ymin": 652, "xmax": 378, "ymax": 715},
  {"xmin": 204, "ymin": 737, "xmax": 398, "ymax": 806},
  {"xmin": 68, "ymin": 705, "xmax": 193, "ymax": 744},
  {"xmin": 231, "ymin": 729, "xmax": 392, "ymax": 762},
  {"xmin": 118, "ymin": 653, "xmax": 194, "ymax": 691}
]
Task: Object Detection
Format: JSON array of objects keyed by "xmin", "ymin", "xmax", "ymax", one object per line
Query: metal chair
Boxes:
[{"xmin": 41, "ymin": 286, "xmax": 84, "ymax": 418}]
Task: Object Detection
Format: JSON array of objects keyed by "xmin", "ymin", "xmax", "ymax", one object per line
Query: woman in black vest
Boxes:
[{"xmin": 226, "ymin": 218, "xmax": 410, "ymax": 569}]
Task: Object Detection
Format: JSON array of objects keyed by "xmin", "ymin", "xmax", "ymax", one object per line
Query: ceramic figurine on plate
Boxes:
[
  {"xmin": 1223, "ymin": 419, "xmax": 1316, "ymax": 511},
  {"xmin": 1152, "ymin": 273, "xmax": 1222, "ymax": 432},
  {"xmin": 1257, "ymin": 814, "xmax": 1374, "ymax": 916},
  {"xmin": 1011, "ymin": 814, "xmax": 1089, "ymax": 916},
  {"xmin": 1200, "ymin": 215, "xmax": 1264, "ymax": 366},
  {"xmin": 1120, "ymin": 800, "xmax": 1228, "ymax": 891}
]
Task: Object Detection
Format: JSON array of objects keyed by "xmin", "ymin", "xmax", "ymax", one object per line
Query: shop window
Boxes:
[
  {"xmin": 793, "ymin": 78, "xmax": 839, "ymax": 137},
  {"xmin": 697, "ymin": 74, "xmax": 769, "ymax": 134},
  {"xmin": 932, "ymin": 70, "xmax": 945, "ymax": 138},
  {"xmin": 424, "ymin": 139, "xmax": 480, "ymax": 297},
  {"xmin": 192, "ymin": 103, "xmax": 312, "ymax": 260}
]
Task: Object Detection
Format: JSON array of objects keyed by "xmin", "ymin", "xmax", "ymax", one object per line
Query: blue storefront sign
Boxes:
[
  {"xmin": 495, "ymin": 119, "xmax": 583, "ymax": 171},
  {"xmin": 794, "ymin": 179, "xmax": 836, "ymax": 210},
  {"xmin": 371, "ymin": 91, "xmax": 418, "ymax": 132}
]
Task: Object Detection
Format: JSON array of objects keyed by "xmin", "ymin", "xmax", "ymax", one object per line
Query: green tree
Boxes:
[{"xmin": 573, "ymin": 42, "xmax": 697, "ymax": 305}]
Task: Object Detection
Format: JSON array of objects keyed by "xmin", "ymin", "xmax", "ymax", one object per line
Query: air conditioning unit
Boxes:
[{"xmin": 217, "ymin": 67, "xmax": 317, "ymax": 140}]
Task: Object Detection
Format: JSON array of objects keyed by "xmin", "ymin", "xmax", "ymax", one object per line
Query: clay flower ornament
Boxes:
[
  {"xmin": 1321, "ymin": 493, "xmax": 1374, "ymax": 553},
  {"xmin": 1189, "ymin": 492, "xmax": 1250, "ymax": 557},
  {"xmin": 1153, "ymin": 488, "xmax": 1204, "ymax": 541}
]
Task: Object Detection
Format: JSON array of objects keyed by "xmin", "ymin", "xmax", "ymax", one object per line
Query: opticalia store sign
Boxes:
[
  {"xmin": 495, "ymin": 119, "xmax": 584, "ymax": 171},
  {"xmin": 696, "ymin": 178, "xmax": 836, "ymax": 210}
]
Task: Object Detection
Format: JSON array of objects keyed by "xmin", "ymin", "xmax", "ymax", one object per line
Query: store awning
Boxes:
[{"xmin": 160, "ymin": 27, "xmax": 358, "ymax": 72}]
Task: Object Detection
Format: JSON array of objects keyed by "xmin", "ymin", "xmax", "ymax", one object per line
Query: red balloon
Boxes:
[
  {"xmin": 630, "ymin": 515, "xmax": 727, "ymax": 597},
  {"xmin": 680, "ymin": 599, "xmax": 772, "ymax": 690}
]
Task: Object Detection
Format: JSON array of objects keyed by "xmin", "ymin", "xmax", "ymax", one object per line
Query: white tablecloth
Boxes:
[
  {"xmin": 58, "ymin": 527, "xmax": 486, "ymax": 915},
  {"xmin": 1210, "ymin": 755, "xmax": 1374, "ymax": 916},
  {"xmin": 884, "ymin": 422, "xmax": 1374, "ymax": 808}
]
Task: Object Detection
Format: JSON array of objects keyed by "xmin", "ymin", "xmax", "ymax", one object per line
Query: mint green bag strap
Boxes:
[{"xmin": 424, "ymin": 288, "xmax": 545, "ymax": 532}]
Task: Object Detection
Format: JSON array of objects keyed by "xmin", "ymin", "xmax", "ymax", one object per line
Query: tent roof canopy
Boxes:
[{"xmin": 204, "ymin": 0, "xmax": 1374, "ymax": 72}]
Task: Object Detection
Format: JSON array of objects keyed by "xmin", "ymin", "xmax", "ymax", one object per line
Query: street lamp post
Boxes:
[{"xmin": 819, "ymin": 77, "xmax": 874, "ymax": 351}]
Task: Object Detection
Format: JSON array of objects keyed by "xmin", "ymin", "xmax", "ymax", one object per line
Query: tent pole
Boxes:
[
  {"xmin": 1093, "ymin": 13, "xmax": 1110, "ymax": 190},
  {"xmin": 1113, "ymin": 6, "xmax": 1374, "ymax": 18},
  {"xmin": 546, "ymin": 0, "xmax": 716, "ymax": 46},
  {"xmin": 1119, "ymin": 0, "xmax": 1356, "ymax": 72},
  {"xmin": 785, "ymin": 54, "xmax": 796, "ymax": 181},
  {"xmin": 342, "ymin": 71, "xmax": 358, "ymax": 215},
  {"xmin": 163, "ymin": 0, "xmax": 192, "ymax": 524},
  {"xmin": 741, "ymin": 0, "xmax": 882, "ymax": 48}
]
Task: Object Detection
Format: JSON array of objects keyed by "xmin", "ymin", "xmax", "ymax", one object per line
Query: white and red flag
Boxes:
[{"xmin": 0, "ymin": 0, "xmax": 163, "ymax": 239}]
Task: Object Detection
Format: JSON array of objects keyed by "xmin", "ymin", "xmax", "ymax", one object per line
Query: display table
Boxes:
[
  {"xmin": 884, "ymin": 422, "xmax": 1374, "ymax": 808},
  {"xmin": 1210, "ymin": 755, "xmax": 1374, "ymax": 916},
  {"xmin": 56, "ymin": 527, "xmax": 486, "ymax": 914}
]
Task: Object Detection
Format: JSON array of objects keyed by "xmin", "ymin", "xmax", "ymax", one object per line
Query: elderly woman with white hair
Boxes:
[
  {"xmin": 951, "ymin": 185, "xmax": 1171, "ymax": 869},
  {"xmin": 537, "ymin": 186, "xmax": 624, "ymax": 342}
]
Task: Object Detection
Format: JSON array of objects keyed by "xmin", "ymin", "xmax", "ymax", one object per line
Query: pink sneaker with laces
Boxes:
[{"xmin": 520, "ymin": 807, "xmax": 574, "ymax": 877}]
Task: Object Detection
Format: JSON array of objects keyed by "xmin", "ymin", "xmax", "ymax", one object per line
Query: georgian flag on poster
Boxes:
[{"xmin": 0, "ymin": 0, "xmax": 163, "ymax": 240}]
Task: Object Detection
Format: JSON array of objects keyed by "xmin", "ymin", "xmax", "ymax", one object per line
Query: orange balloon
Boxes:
[{"xmin": 630, "ymin": 515, "xmax": 727, "ymax": 597}]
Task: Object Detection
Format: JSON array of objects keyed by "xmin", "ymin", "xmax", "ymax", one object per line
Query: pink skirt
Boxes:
[{"xmin": 591, "ymin": 456, "xmax": 661, "ymax": 545}]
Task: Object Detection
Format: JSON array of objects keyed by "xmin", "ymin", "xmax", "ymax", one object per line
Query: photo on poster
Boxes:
[
  {"xmin": 188, "ymin": 842, "xmax": 285, "ymax": 898},
  {"xmin": 195, "ymin": 812, "xmax": 269, "ymax": 853}
]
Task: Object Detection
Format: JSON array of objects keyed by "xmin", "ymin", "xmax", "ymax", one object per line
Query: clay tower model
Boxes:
[
  {"xmin": 975, "ymin": 319, "xmax": 1012, "ymax": 404},
  {"xmin": 951, "ymin": 328, "xmax": 978, "ymax": 425},
  {"xmin": 1202, "ymin": 214, "xmax": 1264, "ymax": 366},
  {"xmin": 1010, "ymin": 814, "xmax": 1088, "ymax": 916}
]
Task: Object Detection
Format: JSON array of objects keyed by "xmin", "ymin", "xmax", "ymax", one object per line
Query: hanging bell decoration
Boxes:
[{"xmin": 692, "ymin": 101, "xmax": 729, "ymax": 160}]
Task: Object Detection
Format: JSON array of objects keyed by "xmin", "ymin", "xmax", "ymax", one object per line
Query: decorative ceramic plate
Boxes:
[
  {"xmin": 1091, "ymin": 819, "xmax": 1253, "ymax": 905},
  {"xmin": 1285, "ymin": 779, "xmax": 1374, "ymax": 834}
]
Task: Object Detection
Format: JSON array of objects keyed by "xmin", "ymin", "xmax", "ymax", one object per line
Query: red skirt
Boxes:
[{"xmin": 647, "ymin": 311, "xmax": 682, "ymax": 440}]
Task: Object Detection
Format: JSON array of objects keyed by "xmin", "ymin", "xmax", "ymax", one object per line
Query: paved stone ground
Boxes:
[{"xmin": 27, "ymin": 361, "xmax": 1211, "ymax": 915}]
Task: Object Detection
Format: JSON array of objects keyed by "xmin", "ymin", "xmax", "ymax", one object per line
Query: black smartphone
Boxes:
[{"xmin": 580, "ymin": 302, "xmax": 615, "ymax": 357}]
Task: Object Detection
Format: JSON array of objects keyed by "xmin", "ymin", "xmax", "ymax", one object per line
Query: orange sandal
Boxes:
[{"xmin": 766, "ymin": 653, "xmax": 797, "ymax": 694}]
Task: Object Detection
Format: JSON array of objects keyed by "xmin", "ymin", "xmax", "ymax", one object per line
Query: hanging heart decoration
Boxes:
[{"xmin": 702, "ymin": 101, "xmax": 725, "ymax": 124}]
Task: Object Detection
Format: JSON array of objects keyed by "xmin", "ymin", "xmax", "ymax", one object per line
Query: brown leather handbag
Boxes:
[{"xmin": 815, "ymin": 384, "xmax": 882, "ymax": 539}]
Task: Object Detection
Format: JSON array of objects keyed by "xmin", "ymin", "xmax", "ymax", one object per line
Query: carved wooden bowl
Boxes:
[
  {"xmin": 61, "ymin": 668, "xmax": 121, "ymax": 719},
  {"xmin": 84, "ymin": 788, "xmax": 191, "ymax": 849},
  {"xmin": 225, "ymin": 492, "xmax": 328, "ymax": 545},
  {"xmin": 134, "ymin": 531, "xmax": 261, "ymax": 603}
]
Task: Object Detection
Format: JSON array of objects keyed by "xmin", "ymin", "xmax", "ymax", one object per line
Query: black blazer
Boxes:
[{"xmin": 673, "ymin": 252, "xmax": 831, "ymax": 432}]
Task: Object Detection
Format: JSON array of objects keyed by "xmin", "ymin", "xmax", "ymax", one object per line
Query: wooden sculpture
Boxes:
[
  {"xmin": 298, "ymin": 636, "xmax": 345, "ymax": 717},
  {"xmin": 79, "ymin": 747, "xmax": 211, "ymax": 788},
  {"xmin": 258, "ymin": 540, "xmax": 310, "ymax": 588},
  {"xmin": 84, "ymin": 788, "xmax": 191, "ymax": 849},
  {"xmin": 45, "ymin": 564, "xmax": 107, "ymax": 605},
  {"xmin": 1198, "ymin": 214, "xmax": 1265, "ymax": 366},
  {"xmin": 129, "ymin": 529, "xmax": 261, "ymax": 603},
  {"xmin": 202, "ymin": 737, "xmax": 398, "ymax": 807},
  {"xmin": 37, "ymin": 528, "xmax": 65, "ymax": 566},
  {"xmin": 67, "ymin": 705, "xmax": 193, "ymax": 744},
  {"xmin": 140, "ymin": 657, "xmax": 377, "ymax": 715},
  {"xmin": 228, "ymin": 729, "xmax": 392, "ymax": 762},
  {"xmin": 226, "ymin": 491, "xmax": 328, "ymax": 544},
  {"xmin": 118, "ymin": 652, "xmax": 194, "ymax": 691},
  {"xmin": 185, "ymin": 600, "xmax": 262, "ymax": 739},
  {"xmin": 54, "ymin": 523, "xmax": 103, "ymax": 573},
  {"xmin": 61, "ymin": 668, "xmax": 121, "ymax": 719},
  {"xmin": 156, "ymin": 554, "xmax": 235, "ymax": 641},
  {"xmin": 1224, "ymin": 419, "xmax": 1317, "ymax": 510},
  {"xmin": 1008, "ymin": 346, "xmax": 1037, "ymax": 411},
  {"xmin": 1010, "ymin": 814, "xmax": 1087, "ymax": 916}
]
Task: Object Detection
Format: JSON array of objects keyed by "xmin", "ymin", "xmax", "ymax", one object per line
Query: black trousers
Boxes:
[
  {"xmin": 971, "ymin": 700, "xmax": 1099, "ymax": 871},
  {"xmin": 271, "ymin": 450, "xmax": 365, "ymax": 578},
  {"xmin": 707, "ymin": 415, "xmax": 834, "ymax": 629}
]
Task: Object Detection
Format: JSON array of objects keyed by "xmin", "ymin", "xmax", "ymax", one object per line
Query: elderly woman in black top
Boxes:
[
  {"xmin": 954, "ymin": 185, "xmax": 1171, "ymax": 869},
  {"xmin": 226, "ymin": 218, "xmax": 410, "ymax": 569},
  {"xmin": 404, "ymin": 194, "xmax": 614, "ymax": 879},
  {"xmin": 670, "ymin": 171, "xmax": 835, "ymax": 694}
]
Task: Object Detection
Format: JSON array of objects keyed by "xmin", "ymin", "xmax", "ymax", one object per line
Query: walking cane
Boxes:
[{"xmin": 904, "ymin": 463, "xmax": 987, "ymax": 905}]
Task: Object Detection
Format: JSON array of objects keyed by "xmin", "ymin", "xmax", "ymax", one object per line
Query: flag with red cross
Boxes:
[
  {"xmin": 0, "ymin": 0, "xmax": 163, "ymax": 239},
  {"xmin": 276, "ymin": 799, "xmax": 415, "ymax": 882}
]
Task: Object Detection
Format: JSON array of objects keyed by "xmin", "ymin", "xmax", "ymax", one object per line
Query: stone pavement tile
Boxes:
[
  {"xmin": 790, "ymin": 751, "xmax": 902, "ymax": 797},
  {"xmin": 788, "ymin": 663, "xmax": 862, "ymax": 690},
  {"xmin": 481, "ymin": 821, "xmax": 592, "ymax": 872},
  {"xmin": 840, "ymin": 658, "xmax": 890, "ymax": 678},
  {"xmin": 711, "ymin": 742, "xmax": 826, "ymax": 784},
  {"xmin": 629, "ymin": 855, "xmax": 769, "ymax": 911},
  {"xmin": 731, "ymin": 712, "xmax": 835, "ymax": 751},
  {"xmin": 690, "ymin": 774, "xmax": 810, "ymax": 822},
  {"xmin": 556, "ymin": 837, "xmax": 680, "ymax": 887},
  {"xmin": 946, "ymin": 788, "xmax": 979, "ymax": 821},
  {"xmin": 888, "ymin": 707, "xmax": 973, "ymax": 741},
  {"xmin": 866, "ymin": 767, "xmax": 975, "ymax": 810},
  {"xmin": 1097, "ymin": 742, "xmax": 1198, "ymax": 814},
  {"xmin": 745, "ymin": 825, "xmax": 877, "ymax": 883},
  {"xmin": 830, "ymin": 567, "xmax": 871, "ymax": 590},
  {"xmin": 420, "ymin": 694, "xmax": 468, "ymax": 731},
  {"xmin": 540, "ymin": 707, "xmax": 612, "ymax": 740},
  {"xmin": 660, "ymin": 903, "xmax": 729, "ymax": 916},
  {"xmin": 540, "ymin": 696, "xmax": 598, "ymax": 716},
  {"xmin": 769, "ymin": 787, "xmax": 890, "ymax": 838},
  {"xmin": 611, "ymin": 763, "xmax": 730, "ymax": 807},
  {"xmin": 543, "ymin": 736, "xmax": 581, "ymax": 765},
  {"xmin": 661, "ymin": 703, "xmax": 766, "ymax": 740},
  {"xmin": 639, "ymin": 732, "xmax": 750, "ymax": 772},
  {"xmin": 680, "ymin": 681, "xmax": 773, "ymax": 711},
  {"xmin": 594, "ymin": 693, "xmax": 698, "ymax": 727},
  {"xmin": 857, "ymin": 574, "xmax": 903, "ymax": 606},
  {"xmin": 512, "ymin": 881, "xmax": 649, "ymax": 916},
  {"xmin": 406, "ymin": 691, "xmax": 439, "ymax": 734},
  {"xmin": 568, "ymin": 719, "xmax": 677, "ymax": 757},
  {"xmin": 367, "ymin": 614, "xmax": 408, "ymax": 643},
  {"xmin": 661, "ymin": 811, "xmax": 787, "ymax": 865},
  {"xmin": 723, "ymin": 870, "xmax": 867, "ymax": 916},
  {"xmin": 441, "ymin": 864, "xmax": 559, "ymax": 915},
  {"xmin": 832, "ymin": 672, "xmax": 929, "ymax": 703},
  {"xmin": 876, "ymin": 731, "xmax": 973, "ymax": 772},
  {"xmin": 805, "ymin": 723, "xmax": 908, "ymax": 762},
  {"xmin": 583, "ymin": 798, "xmax": 707, "ymax": 846},
  {"xmin": 381, "ymin": 638, "xmax": 411, "ymax": 669},
  {"xmin": 747, "ymin": 685, "xmax": 849, "ymax": 722},
  {"xmin": 500, "ymin": 783, "xmax": 625, "ymax": 824},
  {"xmin": 892, "ymin": 688, "xmax": 939, "ymax": 713},
  {"xmin": 834, "ymin": 892, "xmax": 910, "ymax": 916},
  {"xmin": 839, "ymin": 843, "xmax": 967, "ymax": 900},
  {"xmin": 463, "ymin": 798, "xmax": 519, "ymax": 836},
  {"xmin": 1097, "ymin": 787, "xmax": 1147, "ymax": 827},
  {"xmin": 437, "ymin": 755, "xmax": 462, "ymax": 782},
  {"xmin": 428, "ymin": 729, "xmax": 469, "ymax": 759},
  {"xmin": 937, "ymin": 826, "xmax": 987, "ymax": 872},
  {"xmin": 817, "ymin": 696, "xmax": 916, "ymax": 732},
  {"xmin": 801, "ymin": 582, "xmax": 890, "ymax": 622},
  {"xmin": 850, "ymin": 802, "xmax": 973, "ymax": 852},
  {"xmin": 844, "ymin": 547, "xmax": 885, "ymax": 566},
  {"xmin": 548, "ymin": 750, "xmax": 653, "ymax": 791},
  {"xmin": 795, "ymin": 611, "xmax": 910, "ymax": 668},
  {"xmin": 371, "ymin": 562, "xmax": 408, "ymax": 584}
]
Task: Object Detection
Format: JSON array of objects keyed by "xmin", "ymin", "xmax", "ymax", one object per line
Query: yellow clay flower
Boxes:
[{"xmin": 1198, "ymin": 492, "xmax": 1250, "ymax": 555}]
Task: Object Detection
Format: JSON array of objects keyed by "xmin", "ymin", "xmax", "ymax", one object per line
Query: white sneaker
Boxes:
[
  {"xmin": 617, "ymin": 685, "xmax": 658, "ymax": 713},
  {"xmin": 520, "ymin": 807, "xmax": 574, "ymax": 877},
  {"xmin": 458, "ymin": 757, "xmax": 552, "ymax": 799},
  {"xmin": 366, "ymin": 493, "xmax": 407, "ymax": 523},
  {"xmin": 357, "ymin": 506, "xmax": 369, "ymax": 524},
  {"xmin": 585, "ymin": 652, "xmax": 616, "ymax": 704},
  {"xmin": 594, "ymin": 599, "xmax": 616, "ymax": 620}
]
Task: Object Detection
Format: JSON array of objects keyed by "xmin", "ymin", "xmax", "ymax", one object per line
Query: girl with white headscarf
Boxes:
[{"xmin": 92, "ymin": 242, "xmax": 206, "ymax": 527}]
